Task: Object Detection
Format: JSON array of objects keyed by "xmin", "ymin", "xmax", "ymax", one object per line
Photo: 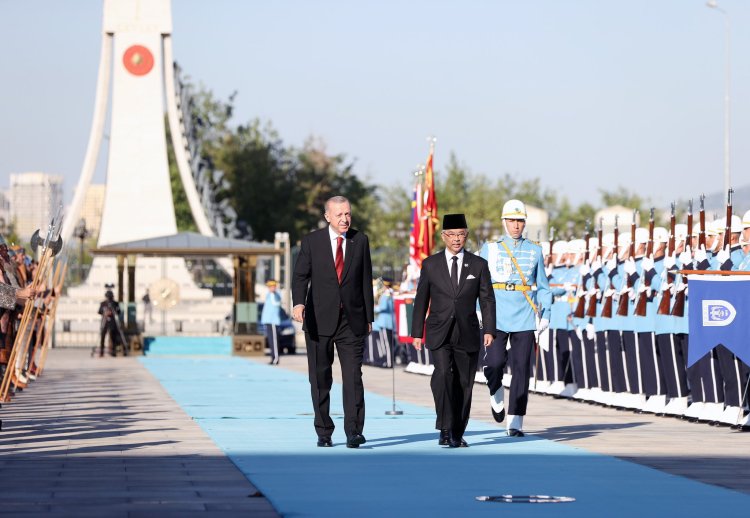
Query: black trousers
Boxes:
[
  {"xmin": 484, "ymin": 330, "xmax": 534, "ymax": 416},
  {"xmin": 100, "ymin": 321, "xmax": 120, "ymax": 356},
  {"xmin": 677, "ymin": 334, "xmax": 704, "ymax": 403},
  {"xmin": 637, "ymin": 332, "xmax": 665, "ymax": 396},
  {"xmin": 595, "ymin": 331, "xmax": 611, "ymax": 392},
  {"xmin": 715, "ymin": 345, "xmax": 750, "ymax": 408},
  {"xmin": 606, "ymin": 330, "xmax": 628, "ymax": 393},
  {"xmin": 656, "ymin": 333, "xmax": 688, "ymax": 399},
  {"xmin": 430, "ymin": 323, "xmax": 478, "ymax": 437},
  {"xmin": 622, "ymin": 330, "xmax": 640, "ymax": 394},
  {"xmin": 305, "ymin": 312, "xmax": 365, "ymax": 439}
]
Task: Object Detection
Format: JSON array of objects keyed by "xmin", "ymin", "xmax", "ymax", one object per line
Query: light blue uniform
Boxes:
[
  {"xmin": 373, "ymin": 291, "xmax": 394, "ymax": 332},
  {"xmin": 260, "ymin": 291, "xmax": 282, "ymax": 325},
  {"xmin": 479, "ymin": 236, "xmax": 551, "ymax": 332}
]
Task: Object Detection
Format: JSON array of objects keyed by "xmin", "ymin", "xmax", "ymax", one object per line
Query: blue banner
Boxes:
[{"xmin": 688, "ymin": 275, "xmax": 750, "ymax": 366}]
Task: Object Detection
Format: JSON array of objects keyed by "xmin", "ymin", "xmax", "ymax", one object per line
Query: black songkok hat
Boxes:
[{"xmin": 442, "ymin": 213, "xmax": 468, "ymax": 230}]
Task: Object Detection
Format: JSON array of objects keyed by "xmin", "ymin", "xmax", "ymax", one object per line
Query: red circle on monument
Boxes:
[{"xmin": 123, "ymin": 45, "xmax": 154, "ymax": 76}]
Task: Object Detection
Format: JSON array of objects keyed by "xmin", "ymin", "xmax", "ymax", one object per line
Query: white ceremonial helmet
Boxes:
[
  {"xmin": 705, "ymin": 220, "xmax": 720, "ymax": 236},
  {"xmin": 743, "ymin": 209, "xmax": 750, "ymax": 229},
  {"xmin": 552, "ymin": 240, "xmax": 568, "ymax": 255},
  {"xmin": 729, "ymin": 215, "xmax": 743, "ymax": 233},
  {"xmin": 634, "ymin": 227, "xmax": 649, "ymax": 245},
  {"xmin": 588, "ymin": 236, "xmax": 599, "ymax": 252},
  {"xmin": 653, "ymin": 226, "xmax": 669, "ymax": 244},
  {"xmin": 541, "ymin": 241, "xmax": 550, "ymax": 256},
  {"xmin": 674, "ymin": 224, "xmax": 688, "ymax": 242},
  {"xmin": 501, "ymin": 199, "xmax": 527, "ymax": 220},
  {"xmin": 602, "ymin": 232, "xmax": 615, "ymax": 249},
  {"xmin": 567, "ymin": 239, "xmax": 586, "ymax": 255}
]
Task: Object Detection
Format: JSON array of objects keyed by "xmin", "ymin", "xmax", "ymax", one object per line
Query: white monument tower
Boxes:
[{"xmin": 60, "ymin": 0, "xmax": 230, "ymax": 335}]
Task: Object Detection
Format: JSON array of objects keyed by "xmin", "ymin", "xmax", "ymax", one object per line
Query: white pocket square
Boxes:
[{"xmin": 466, "ymin": 274, "xmax": 476, "ymax": 280}]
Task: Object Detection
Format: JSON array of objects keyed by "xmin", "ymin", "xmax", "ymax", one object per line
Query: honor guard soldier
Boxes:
[
  {"xmin": 260, "ymin": 279, "xmax": 282, "ymax": 365},
  {"xmin": 479, "ymin": 199, "xmax": 551, "ymax": 437}
]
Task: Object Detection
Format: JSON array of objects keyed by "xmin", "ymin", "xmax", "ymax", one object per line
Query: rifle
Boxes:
[
  {"xmin": 671, "ymin": 200, "xmax": 691, "ymax": 317},
  {"xmin": 698, "ymin": 194, "xmax": 706, "ymax": 249},
  {"xmin": 585, "ymin": 218, "xmax": 603, "ymax": 317},
  {"xmin": 634, "ymin": 208, "xmax": 655, "ymax": 317},
  {"xmin": 573, "ymin": 221, "xmax": 591, "ymax": 319},
  {"xmin": 723, "ymin": 188, "xmax": 734, "ymax": 249},
  {"xmin": 658, "ymin": 202, "xmax": 676, "ymax": 315},
  {"xmin": 616, "ymin": 210, "xmax": 638, "ymax": 317},
  {"xmin": 601, "ymin": 215, "xmax": 618, "ymax": 318}
]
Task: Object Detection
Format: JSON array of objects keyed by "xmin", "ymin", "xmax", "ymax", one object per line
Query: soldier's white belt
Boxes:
[{"xmin": 492, "ymin": 282, "xmax": 533, "ymax": 292}]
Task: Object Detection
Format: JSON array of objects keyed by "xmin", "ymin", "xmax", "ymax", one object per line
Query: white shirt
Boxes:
[
  {"xmin": 328, "ymin": 226, "xmax": 347, "ymax": 261},
  {"xmin": 444, "ymin": 248, "xmax": 464, "ymax": 284}
]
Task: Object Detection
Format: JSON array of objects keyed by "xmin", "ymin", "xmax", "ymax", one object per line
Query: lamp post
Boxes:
[
  {"xmin": 73, "ymin": 218, "xmax": 89, "ymax": 283},
  {"xmin": 706, "ymin": 0, "xmax": 731, "ymax": 195}
]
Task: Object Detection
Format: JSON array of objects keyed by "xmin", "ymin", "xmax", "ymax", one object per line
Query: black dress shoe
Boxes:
[
  {"xmin": 317, "ymin": 437, "xmax": 333, "ymax": 447},
  {"xmin": 346, "ymin": 433, "xmax": 366, "ymax": 448},
  {"xmin": 438, "ymin": 429, "xmax": 450, "ymax": 446},
  {"xmin": 491, "ymin": 407, "xmax": 505, "ymax": 423},
  {"xmin": 507, "ymin": 429, "xmax": 525, "ymax": 437},
  {"xmin": 459, "ymin": 438, "xmax": 469, "ymax": 447}
]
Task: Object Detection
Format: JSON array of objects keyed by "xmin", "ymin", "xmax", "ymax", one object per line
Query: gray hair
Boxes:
[{"xmin": 325, "ymin": 195, "xmax": 350, "ymax": 213}]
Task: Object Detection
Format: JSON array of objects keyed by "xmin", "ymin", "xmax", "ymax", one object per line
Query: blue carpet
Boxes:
[
  {"xmin": 143, "ymin": 336, "xmax": 231, "ymax": 355},
  {"xmin": 140, "ymin": 356, "xmax": 750, "ymax": 517}
]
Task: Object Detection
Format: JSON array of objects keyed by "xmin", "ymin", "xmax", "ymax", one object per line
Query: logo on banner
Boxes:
[{"xmin": 702, "ymin": 300, "xmax": 737, "ymax": 327}]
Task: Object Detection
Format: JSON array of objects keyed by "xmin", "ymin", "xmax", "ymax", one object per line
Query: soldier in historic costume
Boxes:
[{"xmin": 479, "ymin": 200, "xmax": 551, "ymax": 437}]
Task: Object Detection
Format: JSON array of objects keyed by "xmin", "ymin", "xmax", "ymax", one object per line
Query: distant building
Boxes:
[
  {"xmin": 9, "ymin": 172, "xmax": 64, "ymax": 240},
  {"xmin": 0, "ymin": 190, "xmax": 11, "ymax": 235},
  {"xmin": 80, "ymin": 184, "xmax": 106, "ymax": 238}
]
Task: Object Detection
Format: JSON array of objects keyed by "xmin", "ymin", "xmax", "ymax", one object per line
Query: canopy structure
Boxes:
[{"xmin": 91, "ymin": 231, "xmax": 282, "ymax": 305}]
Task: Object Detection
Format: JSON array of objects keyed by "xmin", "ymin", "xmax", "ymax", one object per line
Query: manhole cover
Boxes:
[{"xmin": 476, "ymin": 495, "xmax": 575, "ymax": 503}]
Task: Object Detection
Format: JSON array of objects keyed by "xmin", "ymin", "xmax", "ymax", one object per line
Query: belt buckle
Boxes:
[{"xmin": 505, "ymin": 283, "xmax": 516, "ymax": 292}]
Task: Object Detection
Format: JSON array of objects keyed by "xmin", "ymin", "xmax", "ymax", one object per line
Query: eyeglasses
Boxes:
[{"xmin": 442, "ymin": 232, "xmax": 467, "ymax": 239}]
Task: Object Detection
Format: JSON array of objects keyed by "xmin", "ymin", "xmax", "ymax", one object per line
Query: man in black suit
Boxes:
[
  {"xmin": 292, "ymin": 195, "xmax": 374, "ymax": 448},
  {"xmin": 411, "ymin": 214, "xmax": 496, "ymax": 447}
]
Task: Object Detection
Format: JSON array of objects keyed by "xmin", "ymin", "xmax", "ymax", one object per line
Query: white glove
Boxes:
[
  {"xmin": 579, "ymin": 263, "xmax": 590, "ymax": 276},
  {"xmin": 587, "ymin": 287, "xmax": 598, "ymax": 298},
  {"xmin": 563, "ymin": 281, "xmax": 573, "ymax": 292},
  {"xmin": 605, "ymin": 258, "xmax": 617, "ymax": 273},
  {"xmin": 664, "ymin": 254, "xmax": 676, "ymax": 270},
  {"xmin": 716, "ymin": 246, "xmax": 730, "ymax": 266},
  {"xmin": 545, "ymin": 265, "xmax": 553, "ymax": 277},
  {"xmin": 694, "ymin": 246, "xmax": 707, "ymax": 264},
  {"xmin": 591, "ymin": 257, "xmax": 602, "ymax": 272},
  {"xmin": 678, "ymin": 250, "xmax": 692, "ymax": 268},
  {"xmin": 604, "ymin": 288, "xmax": 616, "ymax": 298},
  {"xmin": 676, "ymin": 283, "xmax": 687, "ymax": 293},
  {"xmin": 537, "ymin": 318, "xmax": 550, "ymax": 333},
  {"xmin": 623, "ymin": 258, "xmax": 637, "ymax": 276},
  {"xmin": 585, "ymin": 323, "xmax": 596, "ymax": 340},
  {"xmin": 641, "ymin": 255, "xmax": 654, "ymax": 272},
  {"xmin": 637, "ymin": 282, "xmax": 650, "ymax": 297}
]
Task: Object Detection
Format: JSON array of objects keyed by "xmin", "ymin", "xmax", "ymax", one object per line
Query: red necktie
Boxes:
[{"xmin": 335, "ymin": 236, "xmax": 344, "ymax": 283}]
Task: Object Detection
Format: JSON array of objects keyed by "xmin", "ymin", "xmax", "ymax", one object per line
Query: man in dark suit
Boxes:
[
  {"xmin": 292, "ymin": 195, "xmax": 374, "ymax": 448},
  {"xmin": 411, "ymin": 214, "xmax": 496, "ymax": 447}
]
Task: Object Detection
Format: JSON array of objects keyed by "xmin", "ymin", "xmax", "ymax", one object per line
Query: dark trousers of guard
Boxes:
[
  {"xmin": 264, "ymin": 323, "xmax": 280, "ymax": 365},
  {"xmin": 100, "ymin": 321, "xmax": 120, "ymax": 356},
  {"xmin": 484, "ymin": 330, "xmax": 534, "ymax": 416},
  {"xmin": 656, "ymin": 333, "xmax": 689, "ymax": 399},
  {"xmin": 596, "ymin": 332, "xmax": 611, "ymax": 392},
  {"xmin": 606, "ymin": 330, "xmax": 629, "ymax": 393},
  {"xmin": 695, "ymin": 350, "xmax": 724, "ymax": 404},
  {"xmin": 430, "ymin": 322, "xmax": 477, "ymax": 438},
  {"xmin": 715, "ymin": 345, "xmax": 750, "ymax": 409},
  {"xmin": 622, "ymin": 331, "xmax": 640, "ymax": 394},
  {"xmin": 638, "ymin": 332, "xmax": 665, "ymax": 397},
  {"xmin": 677, "ymin": 334, "xmax": 703, "ymax": 404},
  {"xmin": 305, "ymin": 311, "xmax": 365, "ymax": 440}
]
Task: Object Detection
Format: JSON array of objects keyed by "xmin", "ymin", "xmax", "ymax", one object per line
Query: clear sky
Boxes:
[{"xmin": 2, "ymin": 0, "xmax": 749, "ymax": 211}]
